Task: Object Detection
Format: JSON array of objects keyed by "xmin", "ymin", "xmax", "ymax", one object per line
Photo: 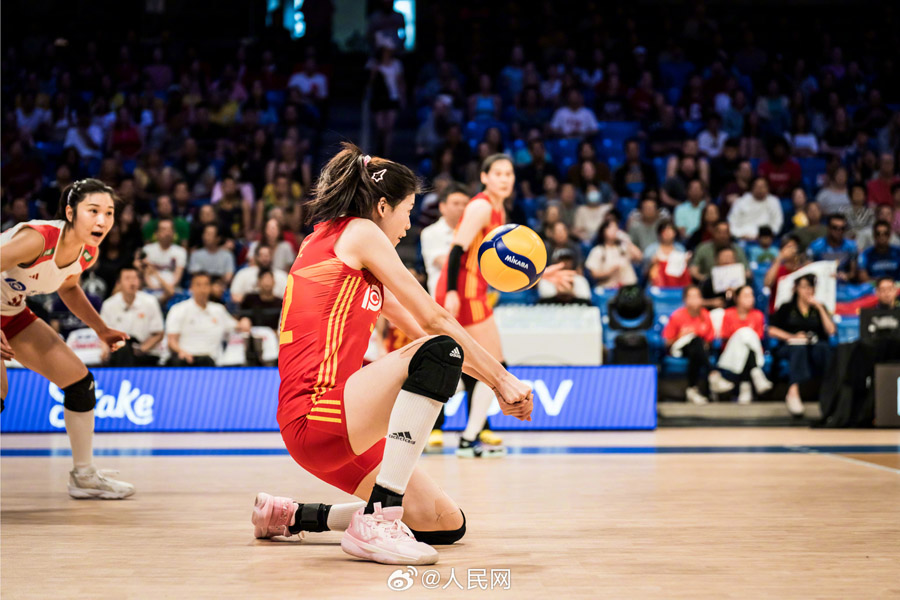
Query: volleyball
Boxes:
[{"xmin": 477, "ymin": 224, "xmax": 547, "ymax": 292}]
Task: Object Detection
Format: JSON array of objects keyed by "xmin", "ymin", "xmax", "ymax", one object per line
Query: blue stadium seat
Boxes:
[
  {"xmin": 834, "ymin": 314, "xmax": 860, "ymax": 344},
  {"xmin": 591, "ymin": 287, "xmax": 616, "ymax": 315},
  {"xmin": 652, "ymin": 156, "xmax": 668, "ymax": 183},
  {"xmin": 544, "ymin": 138, "xmax": 579, "ymax": 173},
  {"xmin": 596, "ymin": 121, "xmax": 640, "ymax": 143},
  {"xmin": 122, "ymin": 159, "xmax": 137, "ymax": 175},
  {"xmin": 615, "ymin": 197, "xmax": 638, "ymax": 223},
  {"xmin": 648, "ymin": 286, "xmax": 684, "ymax": 319},
  {"xmin": 495, "ymin": 287, "xmax": 538, "ymax": 306}
]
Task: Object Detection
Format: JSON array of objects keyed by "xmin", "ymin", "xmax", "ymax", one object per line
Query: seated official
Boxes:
[
  {"xmin": 166, "ymin": 272, "xmax": 240, "ymax": 366},
  {"xmin": 99, "ymin": 266, "xmax": 165, "ymax": 366}
]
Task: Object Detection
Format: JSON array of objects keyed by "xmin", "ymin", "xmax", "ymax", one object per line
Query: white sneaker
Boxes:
[
  {"xmin": 785, "ymin": 392, "xmax": 805, "ymax": 417},
  {"xmin": 685, "ymin": 386, "xmax": 708, "ymax": 405},
  {"xmin": 708, "ymin": 370, "xmax": 735, "ymax": 394},
  {"xmin": 750, "ymin": 367, "xmax": 773, "ymax": 394},
  {"xmin": 68, "ymin": 466, "xmax": 135, "ymax": 499},
  {"xmin": 737, "ymin": 382, "xmax": 753, "ymax": 405}
]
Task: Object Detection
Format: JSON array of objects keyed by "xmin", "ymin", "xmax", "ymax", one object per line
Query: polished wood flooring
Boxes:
[{"xmin": 2, "ymin": 429, "xmax": 898, "ymax": 599}]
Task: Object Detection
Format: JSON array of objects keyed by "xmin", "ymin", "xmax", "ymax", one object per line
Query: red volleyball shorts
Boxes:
[
  {"xmin": 1, "ymin": 307, "xmax": 39, "ymax": 341},
  {"xmin": 280, "ymin": 384, "xmax": 386, "ymax": 495}
]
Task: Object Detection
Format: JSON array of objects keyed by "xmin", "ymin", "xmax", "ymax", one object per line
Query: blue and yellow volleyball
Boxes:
[{"xmin": 477, "ymin": 224, "xmax": 547, "ymax": 292}]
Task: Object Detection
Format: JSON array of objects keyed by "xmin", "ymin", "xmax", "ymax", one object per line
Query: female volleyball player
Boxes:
[
  {"xmin": 1, "ymin": 178, "xmax": 134, "ymax": 499},
  {"xmin": 434, "ymin": 154, "xmax": 514, "ymax": 457},
  {"xmin": 251, "ymin": 144, "xmax": 533, "ymax": 565}
]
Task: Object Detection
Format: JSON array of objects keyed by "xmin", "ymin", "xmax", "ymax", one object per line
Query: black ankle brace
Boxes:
[
  {"xmin": 365, "ymin": 483, "xmax": 403, "ymax": 514},
  {"xmin": 288, "ymin": 503, "xmax": 331, "ymax": 534}
]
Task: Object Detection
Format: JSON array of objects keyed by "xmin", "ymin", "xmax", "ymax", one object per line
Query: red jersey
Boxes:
[
  {"xmin": 719, "ymin": 307, "xmax": 765, "ymax": 340},
  {"xmin": 662, "ymin": 307, "xmax": 715, "ymax": 343},
  {"xmin": 435, "ymin": 193, "xmax": 504, "ymax": 300},
  {"xmin": 276, "ymin": 217, "xmax": 383, "ymax": 429}
]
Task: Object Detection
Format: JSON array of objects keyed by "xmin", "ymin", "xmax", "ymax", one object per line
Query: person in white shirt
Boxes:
[
  {"xmin": 165, "ymin": 272, "xmax": 238, "ymax": 366},
  {"xmin": 99, "ymin": 266, "xmax": 165, "ymax": 366},
  {"xmin": 63, "ymin": 112, "xmax": 105, "ymax": 160},
  {"xmin": 420, "ymin": 182, "xmax": 468, "ymax": 296},
  {"xmin": 229, "ymin": 244, "xmax": 288, "ymax": 304},
  {"xmin": 139, "ymin": 218, "xmax": 187, "ymax": 302},
  {"xmin": 727, "ymin": 177, "xmax": 784, "ymax": 240},
  {"xmin": 550, "ymin": 89, "xmax": 599, "ymax": 138},
  {"xmin": 188, "ymin": 223, "xmax": 236, "ymax": 284},
  {"xmin": 697, "ymin": 114, "xmax": 729, "ymax": 158},
  {"xmin": 287, "ymin": 57, "xmax": 329, "ymax": 102},
  {"xmin": 15, "ymin": 93, "xmax": 51, "ymax": 137},
  {"xmin": 537, "ymin": 250, "xmax": 591, "ymax": 303}
]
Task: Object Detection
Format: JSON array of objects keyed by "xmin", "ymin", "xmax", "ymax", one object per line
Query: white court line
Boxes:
[{"xmin": 787, "ymin": 445, "xmax": 900, "ymax": 476}]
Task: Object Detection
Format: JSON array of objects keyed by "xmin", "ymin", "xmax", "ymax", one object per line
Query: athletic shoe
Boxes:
[
  {"xmin": 750, "ymin": 367, "xmax": 773, "ymax": 394},
  {"xmin": 478, "ymin": 429, "xmax": 503, "ymax": 446},
  {"xmin": 456, "ymin": 437, "xmax": 507, "ymax": 458},
  {"xmin": 737, "ymin": 382, "xmax": 753, "ymax": 405},
  {"xmin": 428, "ymin": 429, "xmax": 443, "ymax": 448},
  {"xmin": 341, "ymin": 504, "xmax": 438, "ymax": 565},
  {"xmin": 68, "ymin": 466, "xmax": 135, "ymax": 500},
  {"xmin": 685, "ymin": 386, "xmax": 709, "ymax": 405},
  {"xmin": 252, "ymin": 492, "xmax": 302, "ymax": 539},
  {"xmin": 708, "ymin": 370, "xmax": 735, "ymax": 394},
  {"xmin": 785, "ymin": 391, "xmax": 805, "ymax": 417}
]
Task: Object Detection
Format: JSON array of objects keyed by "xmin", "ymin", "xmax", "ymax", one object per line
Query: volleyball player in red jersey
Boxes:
[
  {"xmin": 251, "ymin": 144, "xmax": 533, "ymax": 565},
  {"xmin": 433, "ymin": 155, "xmax": 515, "ymax": 458},
  {"xmin": 1, "ymin": 179, "xmax": 134, "ymax": 498}
]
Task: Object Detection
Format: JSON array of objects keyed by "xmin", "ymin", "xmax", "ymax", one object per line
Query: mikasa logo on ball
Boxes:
[{"xmin": 503, "ymin": 255, "xmax": 528, "ymax": 269}]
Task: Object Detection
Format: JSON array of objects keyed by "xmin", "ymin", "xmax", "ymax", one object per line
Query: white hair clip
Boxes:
[
  {"xmin": 372, "ymin": 169, "xmax": 387, "ymax": 183},
  {"xmin": 363, "ymin": 155, "xmax": 372, "ymax": 167}
]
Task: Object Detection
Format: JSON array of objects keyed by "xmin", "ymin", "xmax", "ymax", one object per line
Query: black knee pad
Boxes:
[
  {"xmin": 401, "ymin": 335, "xmax": 464, "ymax": 402},
  {"xmin": 410, "ymin": 510, "xmax": 466, "ymax": 545},
  {"xmin": 63, "ymin": 372, "xmax": 96, "ymax": 412},
  {"xmin": 1, "ymin": 397, "xmax": 4, "ymax": 413}
]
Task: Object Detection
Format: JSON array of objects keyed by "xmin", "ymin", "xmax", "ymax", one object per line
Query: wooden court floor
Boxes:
[{"xmin": 2, "ymin": 428, "xmax": 898, "ymax": 599}]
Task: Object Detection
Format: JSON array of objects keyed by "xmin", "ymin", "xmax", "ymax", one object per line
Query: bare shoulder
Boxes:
[
  {"xmin": 336, "ymin": 218, "xmax": 390, "ymax": 270},
  {"xmin": 1, "ymin": 226, "xmax": 45, "ymax": 265}
]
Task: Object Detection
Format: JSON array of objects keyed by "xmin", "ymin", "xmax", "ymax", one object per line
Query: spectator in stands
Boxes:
[
  {"xmin": 674, "ymin": 179, "xmax": 707, "ymax": 239},
  {"xmin": 573, "ymin": 183, "xmax": 613, "ymax": 243},
  {"xmin": 728, "ymin": 177, "xmax": 784, "ymax": 239},
  {"xmin": 868, "ymin": 153, "xmax": 899, "ymax": 207},
  {"xmin": 690, "ymin": 220, "xmax": 750, "ymax": 281},
  {"xmin": 238, "ymin": 269, "xmax": 283, "ymax": 331},
  {"xmin": 139, "ymin": 218, "xmax": 187, "ymax": 302},
  {"xmin": 719, "ymin": 159, "xmax": 753, "ymax": 216},
  {"xmin": 789, "ymin": 188, "xmax": 812, "ymax": 229},
  {"xmin": 685, "ymin": 202, "xmax": 720, "ymax": 251},
  {"xmin": 701, "ymin": 245, "xmax": 744, "ymax": 309},
  {"xmin": 420, "ymin": 182, "xmax": 468, "ymax": 295},
  {"xmin": 215, "ymin": 174, "xmax": 252, "ymax": 240},
  {"xmin": 546, "ymin": 222, "xmax": 584, "ymax": 272},
  {"xmin": 759, "ymin": 138, "xmax": 802, "ymax": 198},
  {"xmin": 856, "ymin": 204, "xmax": 898, "ymax": 252},
  {"xmin": 858, "ymin": 220, "xmax": 900, "ymax": 282},
  {"xmin": 628, "ymin": 194, "xmax": 668, "ymax": 252},
  {"xmin": 586, "ymin": 218, "xmax": 641, "ymax": 289},
  {"xmin": 786, "ymin": 113, "xmax": 819, "ymax": 158},
  {"xmin": 165, "ymin": 272, "xmax": 238, "ymax": 367},
  {"xmin": 707, "ymin": 285, "xmax": 772, "ymax": 404},
  {"xmin": 366, "ymin": 42, "xmax": 406, "ymax": 156},
  {"xmin": 189, "ymin": 224, "xmax": 236, "ymax": 284},
  {"xmin": 613, "ymin": 138, "xmax": 658, "ymax": 200},
  {"xmin": 875, "ymin": 277, "xmax": 899, "ymax": 310},
  {"xmin": 1, "ymin": 197, "xmax": 29, "ymax": 232},
  {"xmin": 537, "ymin": 249, "xmax": 590, "ymax": 304},
  {"xmin": 247, "ymin": 218, "xmax": 297, "ymax": 273},
  {"xmin": 807, "ymin": 213, "xmax": 857, "ymax": 281},
  {"xmin": 666, "ymin": 139, "xmax": 710, "ymax": 189},
  {"xmin": 512, "ymin": 87, "xmax": 550, "ymax": 139},
  {"xmin": 697, "ymin": 113, "xmax": 729, "ymax": 158},
  {"xmin": 708, "ymin": 138, "xmax": 742, "ymax": 200},
  {"xmin": 646, "ymin": 220, "xmax": 692, "ymax": 287},
  {"xmin": 468, "ymin": 74, "xmax": 501, "ymax": 121},
  {"xmin": 722, "ymin": 89, "xmax": 748, "ymax": 140},
  {"xmin": 142, "ymin": 194, "xmax": 189, "ymax": 245},
  {"xmin": 519, "ymin": 138, "xmax": 560, "ymax": 198},
  {"xmin": 821, "ymin": 107, "xmax": 854, "ymax": 157},
  {"xmin": 662, "ymin": 285, "xmax": 714, "ymax": 405},
  {"xmin": 550, "ymin": 88, "xmax": 599, "ymax": 139},
  {"xmin": 816, "ymin": 166, "xmax": 850, "ymax": 216},
  {"xmin": 64, "ymin": 110, "xmax": 104, "ymax": 161},
  {"xmin": 749, "ymin": 226, "xmax": 778, "ymax": 264},
  {"xmin": 567, "ymin": 141, "xmax": 612, "ymax": 185},
  {"xmin": 661, "ymin": 155, "xmax": 700, "ymax": 208},
  {"xmin": 648, "ymin": 105, "xmax": 686, "ymax": 157},
  {"xmin": 846, "ymin": 183, "xmax": 875, "ymax": 239},
  {"xmin": 555, "ymin": 183, "xmax": 579, "ymax": 230},
  {"xmin": 100, "ymin": 266, "xmax": 165, "ymax": 367},
  {"xmin": 768, "ymin": 274, "xmax": 836, "ymax": 416},
  {"xmin": 230, "ymin": 244, "xmax": 288, "ymax": 304},
  {"xmin": 287, "ymin": 56, "xmax": 329, "ymax": 110}
]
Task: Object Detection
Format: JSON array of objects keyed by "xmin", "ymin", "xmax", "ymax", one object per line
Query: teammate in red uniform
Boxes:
[
  {"xmin": 251, "ymin": 144, "xmax": 533, "ymax": 565},
  {"xmin": 1, "ymin": 179, "xmax": 134, "ymax": 498},
  {"xmin": 434, "ymin": 155, "xmax": 515, "ymax": 457}
]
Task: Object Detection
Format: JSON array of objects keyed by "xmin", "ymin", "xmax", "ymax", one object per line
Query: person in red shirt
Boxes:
[
  {"xmin": 866, "ymin": 153, "xmax": 900, "ymax": 207},
  {"xmin": 251, "ymin": 143, "xmax": 534, "ymax": 566},
  {"xmin": 758, "ymin": 138, "xmax": 802, "ymax": 197},
  {"xmin": 662, "ymin": 285, "xmax": 714, "ymax": 404},
  {"xmin": 707, "ymin": 285, "xmax": 773, "ymax": 403}
]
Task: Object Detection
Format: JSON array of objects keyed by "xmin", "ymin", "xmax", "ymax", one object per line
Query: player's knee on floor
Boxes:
[
  {"xmin": 410, "ymin": 510, "xmax": 466, "ymax": 545},
  {"xmin": 402, "ymin": 336, "xmax": 464, "ymax": 402},
  {"xmin": 63, "ymin": 372, "xmax": 96, "ymax": 412}
]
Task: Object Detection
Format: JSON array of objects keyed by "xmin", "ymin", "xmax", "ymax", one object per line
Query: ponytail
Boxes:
[{"xmin": 305, "ymin": 142, "xmax": 421, "ymax": 225}]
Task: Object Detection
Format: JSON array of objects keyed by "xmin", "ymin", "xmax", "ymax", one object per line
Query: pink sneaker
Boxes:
[
  {"xmin": 252, "ymin": 492, "xmax": 301, "ymax": 539},
  {"xmin": 341, "ymin": 503, "xmax": 438, "ymax": 565}
]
